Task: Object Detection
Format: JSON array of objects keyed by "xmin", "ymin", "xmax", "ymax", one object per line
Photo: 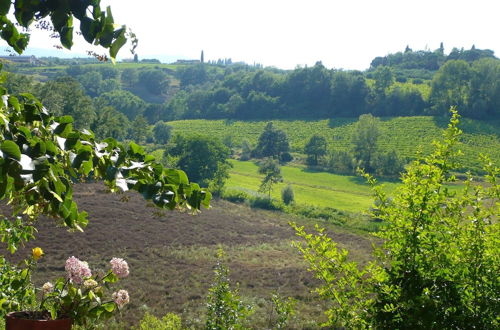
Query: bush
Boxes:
[
  {"xmin": 281, "ymin": 185, "xmax": 294, "ymax": 205},
  {"xmin": 222, "ymin": 189, "xmax": 250, "ymax": 203},
  {"xmin": 248, "ymin": 196, "xmax": 283, "ymax": 211},
  {"xmin": 279, "ymin": 152, "xmax": 293, "ymax": 163},
  {"xmin": 137, "ymin": 312, "xmax": 182, "ymax": 330},
  {"xmin": 292, "ymin": 110, "xmax": 500, "ymax": 328},
  {"xmin": 205, "ymin": 250, "xmax": 252, "ymax": 329}
]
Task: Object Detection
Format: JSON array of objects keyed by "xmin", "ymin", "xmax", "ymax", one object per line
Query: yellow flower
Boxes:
[{"xmin": 32, "ymin": 247, "xmax": 44, "ymax": 260}]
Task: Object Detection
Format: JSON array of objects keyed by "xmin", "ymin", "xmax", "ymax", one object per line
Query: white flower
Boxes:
[
  {"xmin": 112, "ymin": 290, "xmax": 130, "ymax": 308},
  {"xmin": 42, "ymin": 282, "xmax": 53, "ymax": 294}
]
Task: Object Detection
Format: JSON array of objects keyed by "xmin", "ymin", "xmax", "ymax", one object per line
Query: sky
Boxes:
[{"xmin": 6, "ymin": 0, "xmax": 500, "ymax": 70}]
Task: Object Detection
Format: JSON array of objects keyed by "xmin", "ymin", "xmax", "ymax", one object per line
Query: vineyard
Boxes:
[{"xmin": 168, "ymin": 116, "xmax": 500, "ymax": 173}]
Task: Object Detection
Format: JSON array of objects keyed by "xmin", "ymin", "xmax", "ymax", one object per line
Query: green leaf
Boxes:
[
  {"xmin": 128, "ymin": 142, "xmax": 144, "ymax": 156},
  {"xmin": 60, "ymin": 26, "xmax": 73, "ymax": 49},
  {"xmin": 109, "ymin": 27, "xmax": 126, "ymax": 59},
  {"xmin": 0, "ymin": 2, "xmax": 11, "ymax": 16},
  {"xmin": 102, "ymin": 302, "xmax": 115, "ymax": 312},
  {"xmin": 165, "ymin": 169, "xmax": 189, "ymax": 185},
  {"xmin": 56, "ymin": 115, "xmax": 74, "ymax": 124},
  {"xmin": 1, "ymin": 141, "xmax": 21, "ymax": 161},
  {"xmin": 80, "ymin": 17, "xmax": 97, "ymax": 43}
]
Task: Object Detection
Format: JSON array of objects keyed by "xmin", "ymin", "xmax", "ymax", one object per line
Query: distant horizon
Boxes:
[
  {"xmin": 2, "ymin": 44, "xmax": 497, "ymax": 71},
  {"xmin": 1, "ymin": 0, "xmax": 499, "ymax": 70}
]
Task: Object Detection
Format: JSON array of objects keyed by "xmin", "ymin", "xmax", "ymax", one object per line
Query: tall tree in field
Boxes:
[
  {"xmin": 258, "ymin": 158, "xmax": 283, "ymax": 198},
  {"xmin": 352, "ymin": 114, "xmax": 380, "ymax": 173},
  {"xmin": 170, "ymin": 135, "xmax": 231, "ymax": 193},
  {"xmin": 429, "ymin": 60, "xmax": 472, "ymax": 115},
  {"xmin": 304, "ymin": 135, "xmax": 328, "ymax": 165},
  {"xmin": 253, "ymin": 122, "xmax": 290, "ymax": 161}
]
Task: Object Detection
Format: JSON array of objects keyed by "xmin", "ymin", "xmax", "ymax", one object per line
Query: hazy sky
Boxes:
[{"xmin": 16, "ymin": 0, "xmax": 500, "ymax": 69}]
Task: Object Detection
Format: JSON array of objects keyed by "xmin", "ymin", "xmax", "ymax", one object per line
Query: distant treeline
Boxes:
[
  {"xmin": 166, "ymin": 46, "xmax": 499, "ymax": 121},
  {"xmin": 2, "ymin": 46, "xmax": 499, "ymax": 140}
]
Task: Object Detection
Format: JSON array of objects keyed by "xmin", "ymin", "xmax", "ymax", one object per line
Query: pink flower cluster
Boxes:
[
  {"xmin": 110, "ymin": 258, "xmax": 129, "ymax": 278},
  {"xmin": 112, "ymin": 289, "xmax": 130, "ymax": 308},
  {"xmin": 65, "ymin": 256, "xmax": 92, "ymax": 284}
]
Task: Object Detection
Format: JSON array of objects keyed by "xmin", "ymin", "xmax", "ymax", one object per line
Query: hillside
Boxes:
[
  {"xmin": 4, "ymin": 182, "xmax": 374, "ymax": 328},
  {"xmin": 167, "ymin": 116, "xmax": 500, "ymax": 173}
]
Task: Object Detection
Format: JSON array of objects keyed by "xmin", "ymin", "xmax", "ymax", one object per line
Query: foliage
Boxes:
[
  {"xmin": 0, "ymin": 255, "xmax": 36, "ymax": 314},
  {"xmin": 292, "ymin": 109, "xmax": 500, "ymax": 328},
  {"xmin": 153, "ymin": 121, "xmax": 173, "ymax": 145},
  {"xmin": 352, "ymin": 113, "xmax": 380, "ymax": 173},
  {"xmin": 253, "ymin": 122, "xmax": 290, "ymax": 161},
  {"xmin": 92, "ymin": 106, "xmax": 130, "ymax": 141},
  {"xmin": 138, "ymin": 69, "xmax": 170, "ymax": 95},
  {"xmin": 167, "ymin": 117, "xmax": 500, "ymax": 174},
  {"xmin": 130, "ymin": 115, "xmax": 149, "ymax": 143},
  {"xmin": 205, "ymin": 249, "xmax": 252, "ymax": 330},
  {"xmin": 39, "ymin": 255, "xmax": 129, "ymax": 326},
  {"xmin": 137, "ymin": 312, "xmax": 182, "ymax": 330},
  {"xmin": 35, "ymin": 76, "xmax": 96, "ymax": 129},
  {"xmin": 221, "ymin": 189, "xmax": 251, "ymax": 203},
  {"xmin": 269, "ymin": 293, "xmax": 296, "ymax": 329},
  {"xmin": 281, "ymin": 185, "xmax": 294, "ymax": 205},
  {"xmin": 0, "ymin": 0, "xmax": 131, "ymax": 60},
  {"xmin": 0, "ymin": 89, "xmax": 210, "ymax": 249},
  {"xmin": 169, "ymin": 135, "xmax": 231, "ymax": 192},
  {"xmin": 304, "ymin": 134, "xmax": 327, "ymax": 165},
  {"xmin": 95, "ymin": 90, "xmax": 146, "ymax": 121},
  {"xmin": 258, "ymin": 158, "xmax": 283, "ymax": 198}
]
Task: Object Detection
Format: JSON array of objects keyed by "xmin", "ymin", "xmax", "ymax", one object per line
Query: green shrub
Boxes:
[
  {"xmin": 281, "ymin": 185, "xmax": 294, "ymax": 205},
  {"xmin": 221, "ymin": 189, "xmax": 250, "ymax": 203},
  {"xmin": 270, "ymin": 293, "xmax": 296, "ymax": 329},
  {"xmin": 137, "ymin": 312, "xmax": 182, "ymax": 330},
  {"xmin": 248, "ymin": 196, "xmax": 282, "ymax": 211},
  {"xmin": 205, "ymin": 249, "xmax": 252, "ymax": 329},
  {"xmin": 292, "ymin": 110, "xmax": 500, "ymax": 328}
]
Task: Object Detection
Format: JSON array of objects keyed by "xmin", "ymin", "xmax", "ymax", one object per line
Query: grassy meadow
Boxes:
[
  {"xmin": 168, "ymin": 116, "xmax": 500, "ymax": 173},
  {"xmin": 226, "ymin": 160, "xmax": 386, "ymax": 213},
  {"xmin": 226, "ymin": 159, "xmax": 464, "ymax": 214}
]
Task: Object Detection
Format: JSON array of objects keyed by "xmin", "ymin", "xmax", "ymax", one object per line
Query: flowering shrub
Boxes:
[{"xmin": 7, "ymin": 249, "xmax": 131, "ymax": 326}]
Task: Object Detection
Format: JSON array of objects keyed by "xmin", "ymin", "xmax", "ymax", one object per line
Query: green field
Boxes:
[
  {"xmin": 168, "ymin": 116, "xmax": 500, "ymax": 173},
  {"xmin": 226, "ymin": 159, "xmax": 465, "ymax": 213},
  {"xmin": 226, "ymin": 159, "xmax": 397, "ymax": 212}
]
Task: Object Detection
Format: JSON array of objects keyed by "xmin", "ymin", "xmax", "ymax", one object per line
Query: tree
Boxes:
[
  {"xmin": 373, "ymin": 66, "xmax": 394, "ymax": 94},
  {"xmin": 253, "ymin": 122, "xmax": 290, "ymax": 161},
  {"xmin": 169, "ymin": 135, "xmax": 231, "ymax": 192},
  {"xmin": 281, "ymin": 185, "xmax": 294, "ymax": 205},
  {"xmin": 304, "ymin": 135, "xmax": 327, "ymax": 165},
  {"xmin": 292, "ymin": 110, "xmax": 499, "ymax": 328},
  {"xmin": 35, "ymin": 77, "xmax": 96, "ymax": 129},
  {"xmin": 129, "ymin": 115, "xmax": 149, "ymax": 143},
  {"xmin": 121, "ymin": 68, "xmax": 139, "ymax": 87},
  {"xmin": 352, "ymin": 114, "xmax": 380, "ymax": 173},
  {"xmin": 92, "ymin": 106, "xmax": 130, "ymax": 140},
  {"xmin": 0, "ymin": 1, "xmax": 209, "ymax": 317},
  {"xmin": 138, "ymin": 69, "xmax": 170, "ymax": 95},
  {"xmin": 153, "ymin": 121, "xmax": 173, "ymax": 144},
  {"xmin": 258, "ymin": 158, "xmax": 283, "ymax": 198},
  {"xmin": 205, "ymin": 250, "xmax": 251, "ymax": 329},
  {"xmin": 429, "ymin": 60, "xmax": 472, "ymax": 115},
  {"xmin": 95, "ymin": 90, "xmax": 146, "ymax": 120}
]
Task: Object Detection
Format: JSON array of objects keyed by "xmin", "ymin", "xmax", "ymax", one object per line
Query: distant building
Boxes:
[
  {"xmin": 0, "ymin": 55, "xmax": 41, "ymax": 65},
  {"xmin": 174, "ymin": 59, "xmax": 201, "ymax": 64}
]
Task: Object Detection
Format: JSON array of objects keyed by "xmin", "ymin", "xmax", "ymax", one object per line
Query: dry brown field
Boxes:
[{"xmin": 6, "ymin": 182, "xmax": 374, "ymax": 328}]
